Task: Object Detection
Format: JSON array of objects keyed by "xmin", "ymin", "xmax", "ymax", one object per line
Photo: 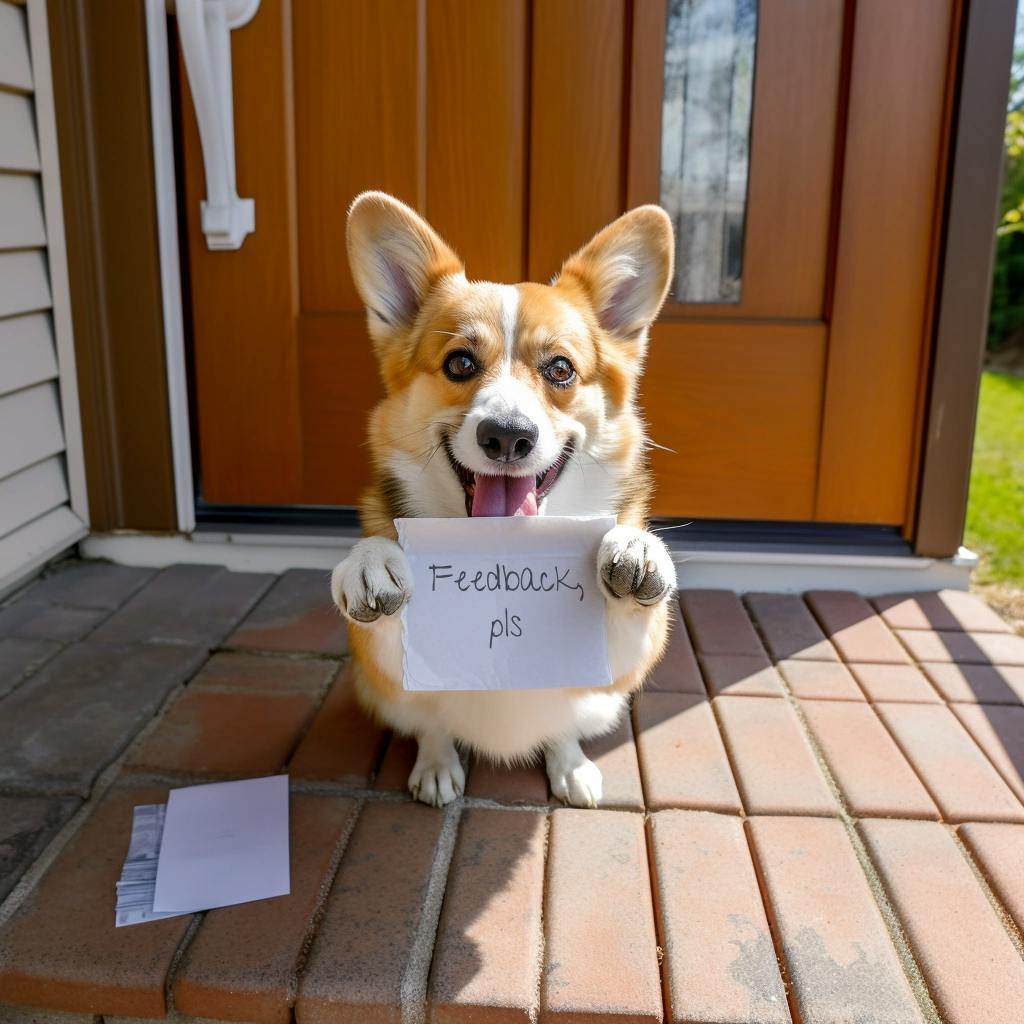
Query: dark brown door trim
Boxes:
[
  {"xmin": 47, "ymin": 0, "xmax": 177, "ymax": 531},
  {"xmin": 913, "ymin": 0, "xmax": 1017, "ymax": 558}
]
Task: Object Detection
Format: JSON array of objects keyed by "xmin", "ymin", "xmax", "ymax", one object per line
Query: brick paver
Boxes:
[
  {"xmin": 633, "ymin": 693, "xmax": 742, "ymax": 813},
  {"xmin": 715, "ymin": 696, "xmax": 837, "ymax": 816},
  {"xmin": 777, "ymin": 658, "xmax": 864, "ymax": 700},
  {"xmin": 805, "ymin": 590, "xmax": 911, "ymax": 663},
  {"xmin": 228, "ymin": 568, "xmax": 347, "ymax": 655},
  {"xmin": 873, "ymin": 589, "xmax": 1012, "ymax": 633},
  {"xmin": 0, "ymin": 795, "xmax": 79, "ymax": 902},
  {"xmin": 649, "ymin": 811, "xmax": 790, "ymax": 1024},
  {"xmin": 0, "ymin": 602, "xmax": 106, "ymax": 643},
  {"xmin": 874, "ymin": 702, "xmax": 1024, "ymax": 822},
  {"xmin": 288, "ymin": 663, "xmax": 387, "ymax": 785},
  {"xmin": 21, "ymin": 562, "xmax": 155, "ymax": 610},
  {"xmin": 429, "ymin": 808, "xmax": 546, "ymax": 1023},
  {"xmin": 897, "ymin": 628, "xmax": 1024, "ymax": 666},
  {"xmin": 699, "ymin": 653, "xmax": 784, "ymax": 697},
  {"xmin": 541, "ymin": 809, "xmax": 662, "ymax": 1022},
  {"xmin": 746, "ymin": 592, "xmax": 838, "ymax": 661},
  {"xmin": 173, "ymin": 794, "xmax": 358, "ymax": 1024},
  {"xmin": 0, "ymin": 784, "xmax": 192, "ymax": 1018},
  {"xmin": 799, "ymin": 700, "xmax": 939, "ymax": 819},
  {"xmin": 919, "ymin": 661, "xmax": 1024, "ymax": 703},
  {"xmin": 681, "ymin": 590, "xmax": 765, "ymax": 656},
  {"xmin": 126, "ymin": 687, "xmax": 319, "ymax": 778},
  {"xmin": 950, "ymin": 703, "xmax": 1024, "ymax": 804},
  {"xmin": 749, "ymin": 816, "xmax": 926, "ymax": 1023},
  {"xmin": 0, "ymin": 642, "xmax": 206, "ymax": 795},
  {"xmin": 2, "ymin": 572, "xmax": 1022, "ymax": 1024},
  {"xmin": 860, "ymin": 818, "xmax": 1024, "ymax": 1023},
  {"xmin": 957, "ymin": 822, "xmax": 1024, "ymax": 933},
  {"xmin": 847, "ymin": 662, "xmax": 942, "ymax": 703},
  {"xmin": 91, "ymin": 564, "xmax": 273, "ymax": 647},
  {"xmin": 295, "ymin": 801, "xmax": 445, "ymax": 1023},
  {"xmin": 645, "ymin": 599, "xmax": 705, "ymax": 694}
]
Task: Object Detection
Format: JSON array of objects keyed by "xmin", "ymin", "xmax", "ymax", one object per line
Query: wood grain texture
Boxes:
[
  {"xmin": 644, "ymin": 322, "xmax": 826, "ymax": 520},
  {"xmin": 297, "ymin": 314, "xmax": 381, "ymax": 505},
  {"xmin": 816, "ymin": 0, "xmax": 956, "ymax": 524},
  {"xmin": 528, "ymin": 0, "xmax": 627, "ymax": 283},
  {"xmin": 426, "ymin": 0, "xmax": 527, "ymax": 282},
  {"xmin": 293, "ymin": 0, "xmax": 423, "ymax": 313},
  {"xmin": 181, "ymin": 0, "xmax": 304, "ymax": 502}
]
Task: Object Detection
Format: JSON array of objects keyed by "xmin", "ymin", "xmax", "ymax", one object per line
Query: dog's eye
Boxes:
[
  {"xmin": 542, "ymin": 356, "xmax": 576, "ymax": 386},
  {"xmin": 444, "ymin": 350, "xmax": 479, "ymax": 382}
]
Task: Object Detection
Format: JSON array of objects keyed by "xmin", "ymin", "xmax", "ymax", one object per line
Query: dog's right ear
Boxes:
[{"xmin": 347, "ymin": 192, "xmax": 463, "ymax": 338}]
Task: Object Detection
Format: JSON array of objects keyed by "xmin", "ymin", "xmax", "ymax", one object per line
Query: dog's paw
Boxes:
[
  {"xmin": 597, "ymin": 525, "xmax": 676, "ymax": 606},
  {"xmin": 331, "ymin": 537, "xmax": 411, "ymax": 624},
  {"xmin": 409, "ymin": 744, "xmax": 465, "ymax": 808},
  {"xmin": 545, "ymin": 738, "xmax": 603, "ymax": 808}
]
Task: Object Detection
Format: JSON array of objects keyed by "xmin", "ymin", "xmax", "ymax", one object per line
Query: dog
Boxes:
[{"xmin": 331, "ymin": 191, "xmax": 677, "ymax": 808}]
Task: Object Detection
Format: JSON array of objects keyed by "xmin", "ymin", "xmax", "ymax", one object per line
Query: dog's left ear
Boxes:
[{"xmin": 559, "ymin": 206, "xmax": 674, "ymax": 339}]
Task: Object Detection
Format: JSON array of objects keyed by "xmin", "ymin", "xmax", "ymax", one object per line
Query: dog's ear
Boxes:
[
  {"xmin": 347, "ymin": 192, "xmax": 463, "ymax": 335},
  {"xmin": 558, "ymin": 206, "xmax": 674, "ymax": 339}
]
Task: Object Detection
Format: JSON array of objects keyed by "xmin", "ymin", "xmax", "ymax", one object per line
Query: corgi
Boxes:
[{"xmin": 331, "ymin": 192, "xmax": 677, "ymax": 808}]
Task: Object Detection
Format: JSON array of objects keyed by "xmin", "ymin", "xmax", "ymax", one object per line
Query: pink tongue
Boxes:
[{"xmin": 471, "ymin": 474, "xmax": 538, "ymax": 517}]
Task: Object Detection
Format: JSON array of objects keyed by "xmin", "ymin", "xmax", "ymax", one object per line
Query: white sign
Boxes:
[{"xmin": 396, "ymin": 516, "xmax": 614, "ymax": 692}]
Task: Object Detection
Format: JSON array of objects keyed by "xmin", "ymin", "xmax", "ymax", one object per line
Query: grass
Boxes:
[{"xmin": 964, "ymin": 371, "xmax": 1024, "ymax": 626}]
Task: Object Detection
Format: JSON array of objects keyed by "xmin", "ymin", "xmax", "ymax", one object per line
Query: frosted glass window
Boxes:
[{"xmin": 661, "ymin": 0, "xmax": 757, "ymax": 303}]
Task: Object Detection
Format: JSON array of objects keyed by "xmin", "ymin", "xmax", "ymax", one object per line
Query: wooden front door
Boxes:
[{"xmin": 178, "ymin": 0, "xmax": 957, "ymax": 529}]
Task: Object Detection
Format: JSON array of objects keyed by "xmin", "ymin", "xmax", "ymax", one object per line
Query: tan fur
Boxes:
[{"xmin": 336, "ymin": 191, "xmax": 675, "ymax": 799}]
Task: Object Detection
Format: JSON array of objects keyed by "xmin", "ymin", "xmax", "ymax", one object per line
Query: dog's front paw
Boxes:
[
  {"xmin": 331, "ymin": 537, "xmax": 411, "ymax": 624},
  {"xmin": 545, "ymin": 738, "xmax": 603, "ymax": 808},
  {"xmin": 597, "ymin": 525, "xmax": 676, "ymax": 606},
  {"xmin": 409, "ymin": 737, "xmax": 465, "ymax": 807}
]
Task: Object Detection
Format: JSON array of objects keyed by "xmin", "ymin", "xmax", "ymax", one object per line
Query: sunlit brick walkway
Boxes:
[{"xmin": 1, "ymin": 560, "xmax": 1023, "ymax": 1023}]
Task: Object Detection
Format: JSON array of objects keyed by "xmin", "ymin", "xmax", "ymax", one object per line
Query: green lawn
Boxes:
[{"xmin": 964, "ymin": 371, "xmax": 1024, "ymax": 586}]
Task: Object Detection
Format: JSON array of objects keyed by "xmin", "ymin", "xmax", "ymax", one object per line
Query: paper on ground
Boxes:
[
  {"xmin": 152, "ymin": 775, "xmax": 290, "ymax": 914},
  {"xmin": 115, "ymin": 804, "xmax": 189, "ymax": 927},
  {"xmin": 396, "ymin": 515, "xmax": 614, "ymax": 692}
]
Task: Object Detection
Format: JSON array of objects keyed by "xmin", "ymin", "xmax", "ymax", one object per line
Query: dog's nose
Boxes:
[{"xmin": 477, "ymin": 415, "xmax": 538, "ymax": 463}]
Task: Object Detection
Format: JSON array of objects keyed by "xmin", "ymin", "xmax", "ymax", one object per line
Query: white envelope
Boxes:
[{"xmin": 152, "ymin": 775, "xmax": 290, "ymax": 914}]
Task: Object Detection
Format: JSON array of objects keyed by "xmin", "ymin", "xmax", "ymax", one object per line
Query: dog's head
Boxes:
[{"xmin": 347, "ymin": 192, "xmax": 673, "ymax": 522}]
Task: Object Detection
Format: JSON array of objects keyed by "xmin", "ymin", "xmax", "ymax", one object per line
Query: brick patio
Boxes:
[{"xmin": 1, "ymin": 561, "xmax": 1023, "ymax": 1023}]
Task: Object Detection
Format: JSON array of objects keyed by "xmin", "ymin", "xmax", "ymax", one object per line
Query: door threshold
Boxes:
[{"xmin": 79, "ymin": 527, "xmax": 976, "ymax": 596}]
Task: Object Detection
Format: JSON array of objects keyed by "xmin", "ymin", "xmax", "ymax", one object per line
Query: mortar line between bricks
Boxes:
[
  {"xmin": 287, "ymin": 796, "xmax": 367, "ymax": 1008},
  {"xmin": 949, "ymin": 824, "xmax": 1024, "ymax": 964},
  {"xmin": 642, "ymin": 814, "xmax": 675, "ymax": 1024},
  {"xmin": 164, "ymin": 911, "xmax": 206, "ymax": 1015},
  {"xmin": 528, "ymin": 811, "xmax": 551, "ymax": 1024},
  {"xmin": 400, "ymin": 800, "xmax": 463, "ymax": 1024},
  {"xmin": 706, "ymin": 697, "xmax": 750, "ymax": 819},
  {"xmin": 943, "ymin": 703, "xmax": 1024, "ymax": 816},
  {"xmin": 766, "ymin": 644, "xmax": 944, "ymax": 1024}
]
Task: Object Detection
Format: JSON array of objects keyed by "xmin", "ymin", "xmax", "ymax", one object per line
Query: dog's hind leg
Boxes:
[
  {"xmin": 545, "ymin": 734, "xmax": 603, "ymax": 808},
  {"xmin": 408, "ymin": 729, "xmax": 465, "ymax": 808}
]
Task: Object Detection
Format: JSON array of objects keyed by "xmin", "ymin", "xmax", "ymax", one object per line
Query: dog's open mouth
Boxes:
[{"xmin": 445, "ymin": 442, "xmax": 572, "ymax": 517}]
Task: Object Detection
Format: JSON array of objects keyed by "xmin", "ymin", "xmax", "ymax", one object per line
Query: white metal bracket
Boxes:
[{"xmin": 176, "ymin": 0, "xmax": 259, "ymax": 250}]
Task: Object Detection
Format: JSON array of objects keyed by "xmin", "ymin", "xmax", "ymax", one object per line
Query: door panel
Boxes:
[
  {"xmin": 178, "ymin": 0, "xmax": 958, "ymax": 528},
  {"xmin": 646, "ymin": 323, "xmax": 826, "ymax": 519},
  {"xmin": 528, "ymin": 0, "xmax": 627, "ymax": 283},
  {"xmin": 816, "ymin": 0, "xmax": 956, "ymax": 525}
]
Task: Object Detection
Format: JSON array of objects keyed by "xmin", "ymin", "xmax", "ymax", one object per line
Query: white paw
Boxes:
[
  {"xmin": 331, "ymin": 537, "xmax": 411, "ymax": 624},
  {"xmin": 545, "ymin": 738, "xmax": 604, "ymax": 808},
  {"xmin": 409, "ymin": 745, "xmax": 465, "ymax": 808},
  {"xmin": 597, "ymin": 525, "xmax": 676, "ymax": 606}
]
